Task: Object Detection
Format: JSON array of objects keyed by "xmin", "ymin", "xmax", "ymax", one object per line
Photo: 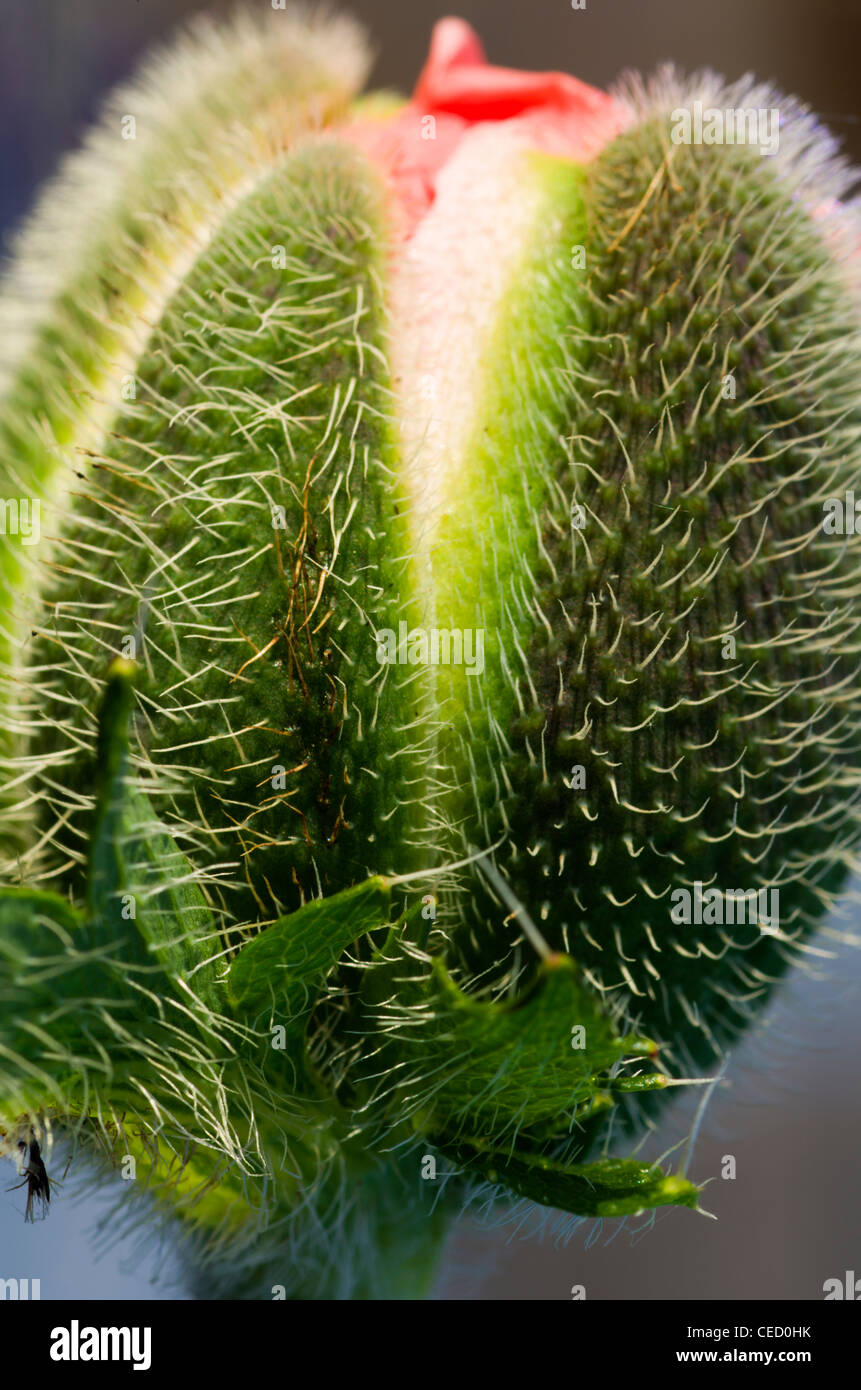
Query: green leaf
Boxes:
[
  {"xmin": 0, "ymin": 886, "xmax": 119, "ymax": 1114},
  {"xmin": 227, "ymin": 876, "xmax": 392, "ymax": 1024},
  {"xmin": 0, "ymin": 885, "xmax": 84, "ymax": 945},
  {"xmin": 445, "ymin": 1141, "xmax": 700, "ymax": 1217},
  {"xmin": 87, "ymin": 657, "xmax": 221, "ymax": 1003},
  {"xmin": 388, "ymin": 951, "xmax": 660, "ymax": 1144}
]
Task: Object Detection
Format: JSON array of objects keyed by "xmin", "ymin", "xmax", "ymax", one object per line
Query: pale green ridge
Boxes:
[{"xmin": 426, "ymin": 152, "xmax": 592, "ymax": 947}]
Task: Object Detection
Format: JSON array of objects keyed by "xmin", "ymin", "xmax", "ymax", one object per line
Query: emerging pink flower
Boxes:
[{"xmin": 346, "ymin": 16, "xmax": 629, "ymax": 239}]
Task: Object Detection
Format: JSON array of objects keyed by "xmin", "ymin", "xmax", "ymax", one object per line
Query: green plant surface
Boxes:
[{"xmin": 0, "ymin": 10, "xmax": 858, "ymax": 1300}]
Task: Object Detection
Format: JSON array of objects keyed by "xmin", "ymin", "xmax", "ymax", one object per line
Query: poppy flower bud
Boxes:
[{"xmin": 0, "ymin": 11, "xmax": 858, "ymax": 1298}]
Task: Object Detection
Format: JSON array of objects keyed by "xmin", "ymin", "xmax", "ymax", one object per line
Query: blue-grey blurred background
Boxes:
[{"xmin": 0, "ymin": 0, "xmax": 859, "ymax": 1300}]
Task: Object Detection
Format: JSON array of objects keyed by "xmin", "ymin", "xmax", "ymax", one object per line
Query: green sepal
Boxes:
[
  {"xmin": 227, "ymin": 876, "xmax": 392, "ymax": 1024},
  {"xmin": 225, "ymin": 876, "xmax": 393, "ymax": 1098}
]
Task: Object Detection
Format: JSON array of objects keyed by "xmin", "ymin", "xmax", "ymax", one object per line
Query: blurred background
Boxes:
[{"xmin": 0, "ymin": 0, "xmax": 859, "ymax": 1300}]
